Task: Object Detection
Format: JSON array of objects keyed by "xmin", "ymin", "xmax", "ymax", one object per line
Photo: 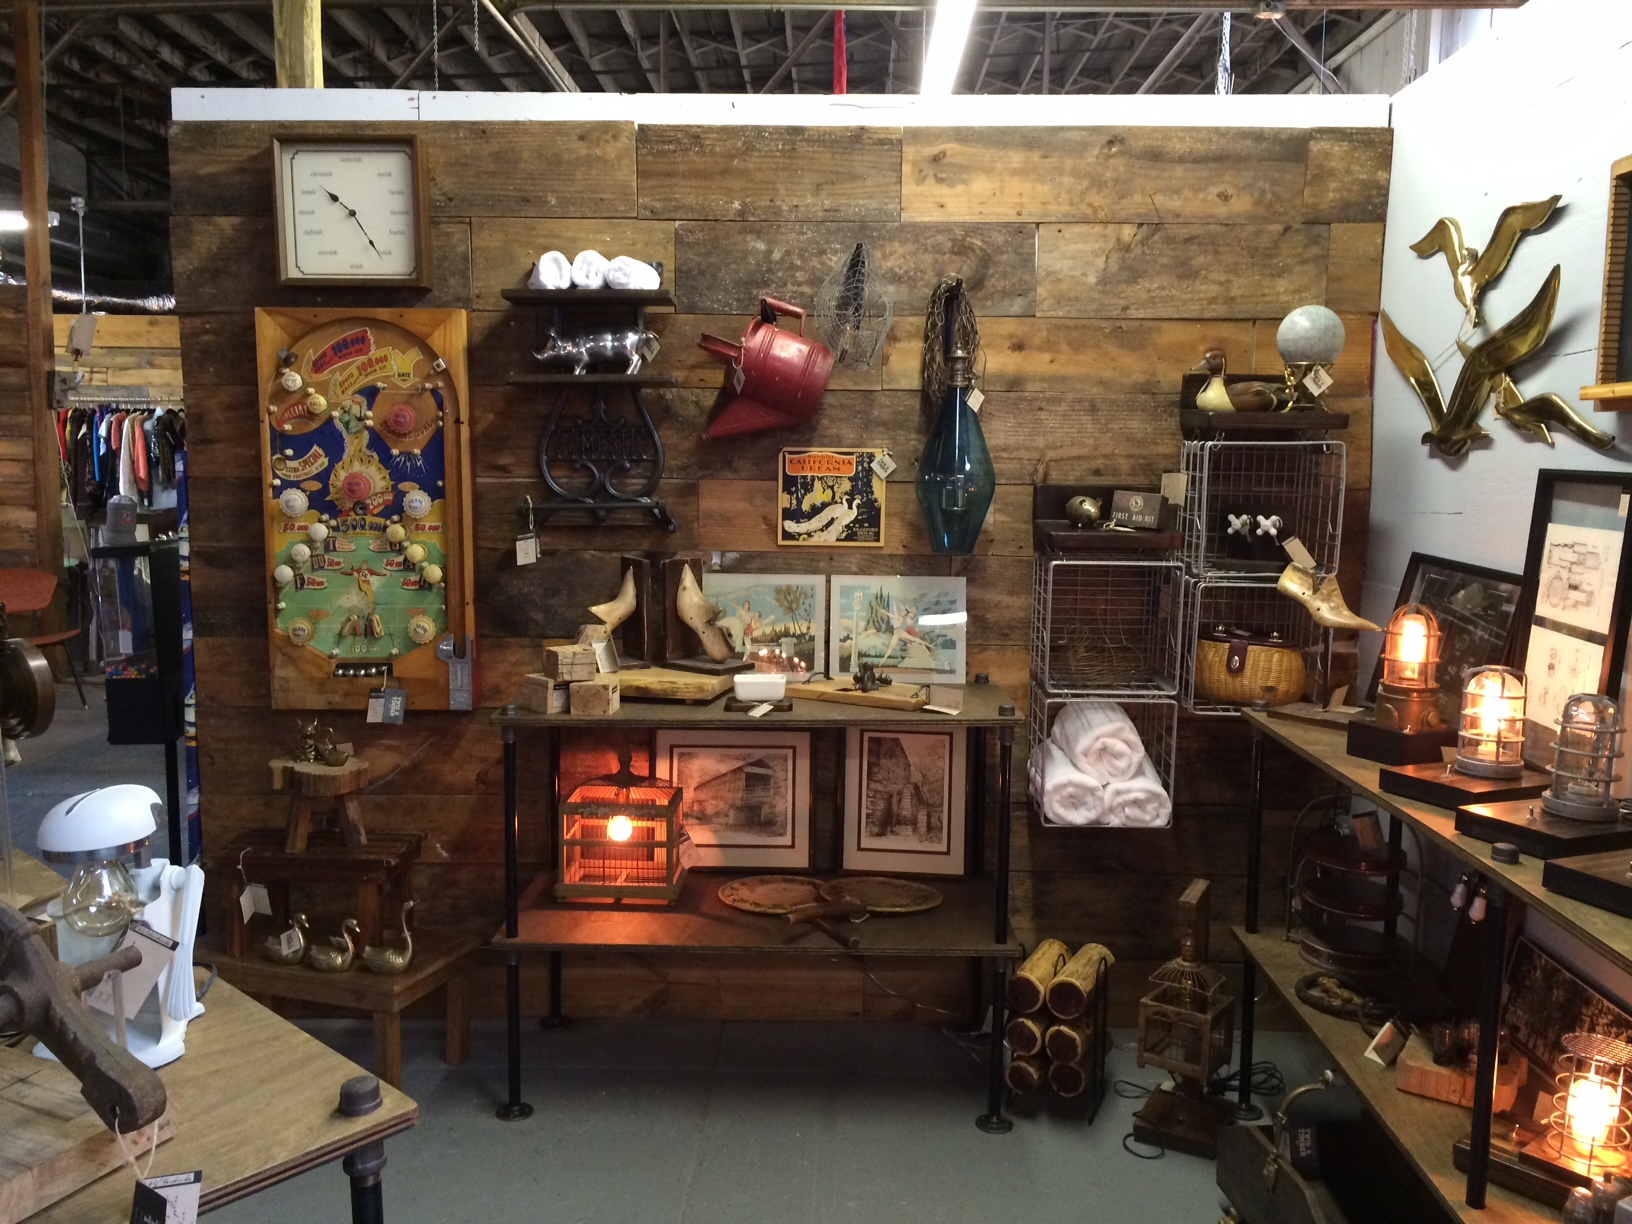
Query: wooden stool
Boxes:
[{"xmin": 270, "ymin": 756, "xmax": 371, "ymax": 853}]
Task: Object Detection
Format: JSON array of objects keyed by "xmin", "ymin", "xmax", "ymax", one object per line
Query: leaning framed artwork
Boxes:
[
  {"xmin": 699, "ymin": 572, "xmax": 826, "ymax": 677},
  {"xmin": 778, "ymin": 448, "xmax": 887, "ymax": 547},
  {"xmin": 654, "ymin": 731, "xmax": 811, "ymax": 869},
  {"xmin": 1512, "ymin": 470, "xmax": 1632, "ymax": 770},
  {"xmin": 842, "ymin": 727, "xmax": 966, "ymax": 876},
  {"xmin": 830, "ymin": 575, "xmax": 967, "ymax": 683}
]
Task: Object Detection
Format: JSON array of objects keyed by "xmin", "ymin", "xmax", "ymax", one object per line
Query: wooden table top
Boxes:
[
  {"xmin": 493, "ymin": 681, "xmax": 1024, "ymax": 730},
  {"xmin": 1244, "ymin": 709, "xmax": 1632, "ymax": 983},
  {"xmin": 1235, "ymin": 928, "xmax": 1544, "ymax": 1224},
  {"xmin": 35, "ymin": 971, "xmax": 418, "ymax": 1220},
  {"xmin": 2, "ymin": 850, "xmax": 65, "ymax": 913}
]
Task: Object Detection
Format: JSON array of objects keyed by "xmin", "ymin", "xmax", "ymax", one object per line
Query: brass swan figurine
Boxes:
[
  {"xmin": 261, "ymin": 912, "xmax": 310, "ymax": 965},
  {"xmin": 362, "ymin": 900, "xmax": 417, "ymax": 976},
  {"xmin": 307, "ymin": 918, "xmax": 361, "ymax": 973}
]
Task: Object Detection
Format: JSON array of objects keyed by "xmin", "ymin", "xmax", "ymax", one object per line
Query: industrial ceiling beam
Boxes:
[
  {"xmin": 42, "ymin": 0, "xmax": 1530, "ymax": 12},
  {"xmin": 725, "ymin": 9, "xmax": 753, "ymax": 89},
  {"xmin": 1275, "ymin": 12, "xmax": 1343, "ymax": 93},
  {"xmin": 116, "ymin": 13, "xmax": 212, "ymax": 78},
  {"xmin": 157, "ymin": 11, "xmax": 261, "ymax": 75},
  {"xmin": 614, "ymin": 8, "xmax": 660, "ymax": 89},
  {"xmin": 496, "ymin": 4, "xmax": 579, "ymax": 90},
  {"xmin": 758, "ymin": 9, "xmax": 828, "ymax": 93},
  {"xmin": 558, "ymin": 8, "xmax": 621, "ymax": 89},
  {"xmin": 0, "ymin": 16, "xmax": 88, "ymax": 117},
  {"xmin": 1134, "ymin": 10, "xmax": 1207, "ymax": 93},
  {"xmin": 212, "ymin": 9, "xmax": 274, "ymax": 58},
  {"xmin": 670, "ymin": 11, "xmax": 710, "ymax": 91}
]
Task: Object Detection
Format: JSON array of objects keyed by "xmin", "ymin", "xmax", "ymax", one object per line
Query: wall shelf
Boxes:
[
  {"xmin": 501, "ymin": 287, "xmax": 674, "ymax": 308},
  {"xmin": 508, "ymin": 373, "xmax": 678, "ymax": 387}
]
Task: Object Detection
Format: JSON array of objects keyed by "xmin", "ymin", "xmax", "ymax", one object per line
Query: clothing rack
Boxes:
[{"xmin": 63, "ymin": 392, "xmax": 185, "ymax": 406}]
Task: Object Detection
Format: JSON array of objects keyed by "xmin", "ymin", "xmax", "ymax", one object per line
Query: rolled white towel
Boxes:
[
  {"xmin": 606, "ymin": 255, "xmax": 660, "ymax": 291},
  {"xmin": 1039, "ymin": 742, "xmax": 1107, "ymax": 827},
  {"xmin": 571, "ymin": 249, "xmax": 610, "ymax": 289},
  {"xmin": 1049, "ymin": 700, "xmax": 1145, "ymax": 783},
  {"xmin": 528, "ymin": 250, "xmax": 572, "ymax": 291},
  {"xmin": 1103, "ymin": 758, "xmax": 1172, "ymax": 829}
]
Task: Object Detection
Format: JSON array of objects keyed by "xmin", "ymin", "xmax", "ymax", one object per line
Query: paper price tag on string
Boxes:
[
  {"xmin": 278, "ymin": 926, "xmax": 303, "ymax": 958},
  {"xmin": 730, "ymin": 366, "xmax": 745, "ymax": 395},
  {"xmin": 1283, "ymin": 537, "xmax": 1319, "ymax": 571},
  {"xmin": 870, "ymin": 450, "xmax": 897, "ymax": 479},
  {"xmin": 239, "ymin": 882, "xmax": 272, "ymax": 924},
  {"xmin": 86, "ymin": 923, "xmax": 176, "ymax": 1019},
  {"xmin": 747, "ymin": 702, "xmax": 775, "ymax": 718},
  {"xmin": 131, "ymin": 1171, "xmax": 202, "ymax": 1224},
  {"xmin": 515, "ymin": 534, "xmax": 538, "ymax": 566},
  {"xmin": 367, "ymin": 687, "xmax": 407, "ymax": 725},
  {"xmin": 1302, "ymin": 365, "xmax": 1335, "ymax": 398},
  {"xmin": 966, "ymin": 388, "xmax": 985, "ymax": 413}
]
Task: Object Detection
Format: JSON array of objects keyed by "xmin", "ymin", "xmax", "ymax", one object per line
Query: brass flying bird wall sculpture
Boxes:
[{"xmin": 1410, "ymin": 194, "xmax": 1561, "ymax": 329}]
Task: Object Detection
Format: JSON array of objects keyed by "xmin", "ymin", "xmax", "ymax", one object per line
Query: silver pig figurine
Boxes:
[{"xmin": 533, "ymin": 328, "xmax": 660, "ymax": 376}]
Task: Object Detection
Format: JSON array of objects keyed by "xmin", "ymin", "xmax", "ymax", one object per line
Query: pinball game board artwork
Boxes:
[{"xmin": 256, "ymin": 309, "xmax": 475, "ymax": 710}]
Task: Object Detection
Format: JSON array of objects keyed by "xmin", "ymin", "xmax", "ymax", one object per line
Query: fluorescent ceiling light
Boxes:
[
  {"xmin": 920, "ymin": 0, "xmax": 977, "ymax": 95},
  {"xmin": 0, "ymin": 210, "xmax": 61, "ymax": 231}
]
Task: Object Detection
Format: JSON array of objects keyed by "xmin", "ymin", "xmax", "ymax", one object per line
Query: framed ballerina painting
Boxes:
[
  {"xmin": 700, "ymin": 572, "xmax": 826, "ymax": 678},
  {"xmin": 829, "ymin": 576, "xmax": 967, "ymax": 683}
]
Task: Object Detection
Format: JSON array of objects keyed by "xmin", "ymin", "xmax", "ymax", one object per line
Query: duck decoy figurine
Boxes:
[
  {"xmin": 1191, "ymin": 351, "xmax": 1288, "ymax": 413},
  {"xmin": 261, "ymin": 912, "xmax": 310, "ymax": 965},
  {"xmin": 363, "ymin": 900, "xmax": 417, "ymax": 976},
  {"xmin": 307, "ymin": 918, "xmax": 361, "ymax": 973}
]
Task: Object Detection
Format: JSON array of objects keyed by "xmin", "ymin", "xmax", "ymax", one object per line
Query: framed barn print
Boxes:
[
  {"xmin": 842, "ymin": 727, "xmax": 966, "ymax": 876},
  {"xmin": 655, "ymin": 731, "xmax": 811, "ymax": 869}
]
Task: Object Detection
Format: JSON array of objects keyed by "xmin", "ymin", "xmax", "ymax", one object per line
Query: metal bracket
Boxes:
[{"xmin": 436, "ymin": 635, "xmax": 474, "ymax": 711}]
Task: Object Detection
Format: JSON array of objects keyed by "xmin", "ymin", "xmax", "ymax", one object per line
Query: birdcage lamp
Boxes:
[
  {"xmin": 554, "ymin": 748, "xmax": 686, "ymax": 903},
  {"xmin": 1456, "ymin": 666, "xmax": 1527, "ymax": 779},
  {"xmin": 1524, "ymin": 1032, "xmax": 1632, "ymax": 1179},
  {"xmin": 1542, "ymin": 694, "xmax": 1625, "ymax": 824},
  {"xmin": 1349, "ymin": 605, "xmax": 1457, "ymax": 765}
]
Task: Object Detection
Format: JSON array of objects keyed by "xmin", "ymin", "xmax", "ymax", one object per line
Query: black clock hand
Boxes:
[{"xmin": 324, "ymin": 188, "xmax": 386, "ymax": 260}]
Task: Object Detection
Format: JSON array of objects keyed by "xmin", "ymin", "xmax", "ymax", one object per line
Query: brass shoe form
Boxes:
[{"xmin": 1277, "ymin": 564, "xmax": 1380, "ymax": 632}]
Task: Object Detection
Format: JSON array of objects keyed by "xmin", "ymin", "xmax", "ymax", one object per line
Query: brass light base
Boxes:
[{"xmin": 1131, "ymin": 1085, "xmax": 1232, "ymax": 1159}]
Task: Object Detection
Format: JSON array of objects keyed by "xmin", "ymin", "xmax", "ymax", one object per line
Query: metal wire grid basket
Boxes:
[
  {"xmin": 1027, "ymin": 688, "xmax": 1179, "ymax": 821},
  {"xmin": 1031, "ymin": 556, "xmax": 1183, "ymax": 697},
  {"xmin": 1179, "ymin": 574, "xmax": 1318, "ymax": 716},
  {"xmin": 1179, "ymin": 439, "xmax": 1346, "ymax": 577}
]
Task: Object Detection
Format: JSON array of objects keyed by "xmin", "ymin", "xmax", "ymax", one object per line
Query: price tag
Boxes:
[
  {"xmin": 1302, "ymin": 365, "xmax": 1335, "ymax": 397},
  {"xmin": 1283, "ymin": 536, "xmax": 1319, "ymax": 571},
  {"xmin": 730, "ymin": 366, "xmax": 745, "ymax": 395},
  {"xmin": 278, "ymin": 926, "xmax": 303, "ymax": 958},
  {"xmin": 131, "ymin": 1171, "xmax": 202, "ymax": 1224},
  {"xmin": 870, "ymin": 450, "xmax": 897, "ymax": 479},
  {"xmin": 239, "ymin": 882, "xmax": 271, "ymax": 924},
  {"xmin": 747, "ymin": 702, "xmax": 775, "ymax": 718},
  {"xmin": 366, "ymin": 687, "xmax": 407, "ymax": 724},
  {"xmin": 86, "ymin": 923, "xmax": 176, "ymax": 1020},
  {"xmin": 966, "ymin": 387, "xmax": 985, "ymax": 413},
  {"xmin": 676, "ymin": 831, "xmax": 701, "ymax": 870},
  {"xmin": 515, "ymin": 533, "xmax": 538, "ymax": 566}
]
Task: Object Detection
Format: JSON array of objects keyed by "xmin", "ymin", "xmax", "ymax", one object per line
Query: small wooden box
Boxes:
[
  {"xmin": 517, "ymin": 674, "xmax": 568, "ymax": 715},
  {"xmin": 570, "ymin": 680, "xmax": 620, "ymax": 716},
  {"xmin": 544, "ymin": 643, "xmax": 598, "ymax": 682}
]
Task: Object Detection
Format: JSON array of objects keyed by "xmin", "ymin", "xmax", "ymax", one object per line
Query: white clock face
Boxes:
[{"xmin": 279, "ymin": 143, "xmax": 420, "ymax": 282}]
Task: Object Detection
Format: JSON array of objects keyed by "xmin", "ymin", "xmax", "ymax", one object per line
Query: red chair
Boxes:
[{"xmin": 0, "ymin": 567, "xmax": 87, "ymax": 708}]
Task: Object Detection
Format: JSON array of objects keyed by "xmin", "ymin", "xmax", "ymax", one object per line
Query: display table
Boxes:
[
  {"xmin": 1238, "ymin": 709, "xmax": 1632, "ymax": 1218},
  {"xmin": 204, "ymin": 932, "xmax": 479, "ymax": 1088},
  {"xmin": 2, "ymin": 849, "xmax": 65, "ymax": 912},
  {"xmin": 490, "ymin": 681, "xmax": 1024, "ymax": 1130},
  {"xmin": 33, "ymin": 969, "xmax": 417, "ymax": 1221}
]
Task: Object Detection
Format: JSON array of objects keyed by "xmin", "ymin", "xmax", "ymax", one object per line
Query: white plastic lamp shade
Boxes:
[
  {"xmin": 921, "ymin": 0, "xmax": 977, "ymax": 94},
  {"xmin": 37, "ymin": 785, "xmax": 160, "ymax": 863}
]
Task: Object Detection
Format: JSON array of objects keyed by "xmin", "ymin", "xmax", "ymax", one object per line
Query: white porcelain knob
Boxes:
[
  {"xmin": 404, "ymin": 543, "xmax": 427, "ymax": 565},
  {"xmin": 273, "ymin": 564, "xmax": 294, "ymax": 587},
  {"xmin": 420, "ymin": 564, "xmax": 443, "ymax": 586},
  {"xmin": 385, "ymin": 524, "xmax": 407, "ymax": 544},
  {"xmin": 279, "ymin": 369, "xmax": 304, "ymax": 392},
  {"xmin": 290, "ymin": 543, "xmax": 311, "ymax": 566}
]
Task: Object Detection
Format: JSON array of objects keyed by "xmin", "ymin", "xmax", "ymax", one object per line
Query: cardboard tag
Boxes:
[
  {"xmin": 239, "ymin": 882, "xmax": 271, "ymax": 924},
  {"xmin": 367, "ymin": 687, "xmax": 407, "ymax": 724},
  {"xmin": 131, "ymin": 1171, "xmax": 202, "ymax": 1224},
  {"xmin": 870, "ymin": 451, "xmax": 897, "ymax": 479},
  {"xmin": 336, "ymin": 742, "xmax": 353, "ymax": 757},
  {"xmin": 1364, "ymin": 1020, "xmax": 1408, "ymax": 1067},
  {"xmin": 1324, "ymin": 685, "xmax": 1349, "ymax": 711},
  {"xmin": 730, "ymin": 365, "xmax": 745, "ymax": 395},
  {"xmin": 676, "ymin": 830, "xmax": 700, "ymax": 870},
  {"xmin": 592, "ymin": 638, "xmax": 619, "ymax": 674},
  {"xmin": 923, "ymin": 684, "xmax": 965, "ymax": 716},
  {"xmin": 278, "ymin": 926, "xmax": 303, "ymax": 958},
  {"xmin": 86, "ymin": 923, "xmax": 176, "ymax": 1020},
  {"xmin": 1302, "ymin": 365, "xmax": 1335, "ymax": 397},
  {"xmin": 1352, "ymin": 812, "xmax": 1385, "ymax": 854},
  {"xmin": 966, "ymin": 387, "xmax": 985, "ymax": 413},
  {"xmin": 1160, "ymin": 471, "xmax": 1187, "ymax": 510},
  {"xmin": 515, "ymin": 533, "xmax": 538, "ymax": 566},
  {"xmin": 747, "ymin": 702, "xmax": 775, "ymax": 718},
  {"xmin": 1283, "ymin": 536, "xmax": 1319, "ymax": 571}
]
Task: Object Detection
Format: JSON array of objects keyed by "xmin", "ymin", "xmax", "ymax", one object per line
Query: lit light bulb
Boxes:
[
  {"xmin": 607, "ymin": 815, "xmax": 634, "ymax": 842},
  {"xmin": 1396, "ymin": 615, "xmax": 1428, "ymax": 683},
  {"xmin": 62, "ymin": 859, "xmax": 143, "ymax": 937},
  {"xmin": 1568, "ymin": 1073, "xmax": 1620, "ymax": 1156}
]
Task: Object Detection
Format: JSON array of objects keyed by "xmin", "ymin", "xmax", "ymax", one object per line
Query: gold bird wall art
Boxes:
[{"xmin": 1410, "ymin": 195, "xmax": 1561, "ymax": 329}]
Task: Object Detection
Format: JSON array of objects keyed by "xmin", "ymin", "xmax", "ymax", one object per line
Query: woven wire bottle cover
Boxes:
[{"xmin": 813, "ymin": 242, "xmax": 893, "ymax": 369}]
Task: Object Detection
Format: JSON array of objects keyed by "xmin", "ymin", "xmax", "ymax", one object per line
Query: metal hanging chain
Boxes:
[
  {"xmin": 1215, "ymin": 12, "xmax": 1232, "ymax": 96},
  {"xmin": 920, "ymin": 275, "xmax": 980, "ymax": 409},
  {"xmin": 471, "ymin": 0, "xmax": 480, "ymax": 54},
  {"xmin": 432, "ymin": 0, "xmax": 441, "ymax": 91}
]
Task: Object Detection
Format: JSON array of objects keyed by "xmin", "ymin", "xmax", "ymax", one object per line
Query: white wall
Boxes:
[{"xmin": 1365, "ymin": 0, "xmax": 1632, "ymax": 631}]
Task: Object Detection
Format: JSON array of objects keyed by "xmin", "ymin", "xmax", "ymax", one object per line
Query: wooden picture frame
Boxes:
[
  {"xmin": 654, "ymin": 731, "xmax": 811, "ymax": 869},
  {"xmin": 1364, "ymin": 552, "xmax": 1524, "ymax": 729},
  {"xmin": 1512, "ymin": 469, "xmax": 1632, "ymax": 770},
  {"xmin": 1582, "ymin": 152, "xmax": 1632, "ymax": 408},
  {"xmin": 842, "ymin": 727, "xmax": 966, "ymax": 876},
  {"xmin": 829, "ymin": 575, "xmax": 967, "ymax": 684}
]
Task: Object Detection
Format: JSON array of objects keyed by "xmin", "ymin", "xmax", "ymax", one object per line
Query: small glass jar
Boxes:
[{"xmin": 1544, "ymin": 694, "xmax": 1625, "ymax": 823}]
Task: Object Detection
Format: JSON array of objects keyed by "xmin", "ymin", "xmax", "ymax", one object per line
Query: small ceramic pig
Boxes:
[{"xmin": 533, "ymin": 328, "xmax": 660, "ymax": 376}]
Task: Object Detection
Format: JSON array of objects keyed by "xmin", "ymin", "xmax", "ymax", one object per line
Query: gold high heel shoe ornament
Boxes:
[
  {"xmin": 1277, "ymin": 565, "xmax": 1380, "ymax": 632},
  {"xmin": 307, "ymin": 918, "xmax": 360, "ymax": 972},
  {"xmin": 362, "ymin": 900, "xmax": 416, "ymax": 975}
]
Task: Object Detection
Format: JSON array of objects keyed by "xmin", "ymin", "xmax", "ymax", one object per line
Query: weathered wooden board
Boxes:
[
  {"xmin": 51, "ymin": 314, "xmax": 179, "ymax": 349},
  {"xmin": 1302, "ymin": 129, "xmax": 1394, "ymax": 223},
  {"xmin": 902, "ymin": 127, "xmax": 1311, "ymax": 224},
  {"xmin": 614, "ymin": 667, "xmax": 734, "ymax": 703},
  {"xmin": 637, "ymin": 126, "xmax": 903, "ymax": 222},
  {"xmin": 1326, "ymin": 223, "xmax": 1386, "ymax": 313},
  {"xmin": 672, "ymin": 222, "xmax": 1037, "ymax": 316},
  {"xmin": 1036, "ymin": 223, "xmax": 1328, "ymax": 319},
  {"xmin": 788, "ymin": 676, "xmax": 929, "ymax": 710},
  {"xmin": 468, "ymin": 217, "xmax": 677, "ymax": 310}
]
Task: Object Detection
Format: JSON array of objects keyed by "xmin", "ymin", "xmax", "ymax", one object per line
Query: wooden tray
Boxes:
[
  {"xmin": 786, "ymin": 676, "xmax": 928, "ymax": 711},
  {"xmin": 1379, "ymin": 761, "xmax": 1551, "ymax": 809},
  {"xmin": 822, "ymin": 876, "xmax": 943, "ymax": 914},
  {"xmin": 613, "ymin": 666, "xmax": 733, "ymax": 704},
  {"xmin": 1542, "ymin": 850, "xmax": 1632, "ymax": 918},
  {"xmin": 716, "ymin": 875, "xmax": 823, "ymax": 915}
]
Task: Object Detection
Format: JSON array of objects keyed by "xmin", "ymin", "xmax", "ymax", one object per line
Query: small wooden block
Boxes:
[
  {"xmin": 544, "ymin": 644, "xmax": 599, "ymax": 682},
  {"xmin": 517, "ymin": 673, "xmax": 569, "ymax": 714},
  {"xmin": 615, "ymin": 666, "xmax": 733, "ymax": 703},
  {"xmin": 570, "ymin": 680, "xmax": 620, "ymax": 716},
  {"xmin": 786, "ymin": 676, "xmax": 929, "ymax": 711},
  {"xmin": 1394, "ymin": 1033, "xmax": 1524, "ymax": 1111}
]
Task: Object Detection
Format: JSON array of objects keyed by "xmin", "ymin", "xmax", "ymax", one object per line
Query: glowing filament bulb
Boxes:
[
  {"xmin": 606, "ymin": 815, "xmax": 634, "ymax": 842},
  {"xmin": 1567, "ymin": 1073, "xmax": 1619, "ymax": 1155},
  {"xmin": 1394, "ymin": 614, "xmax": 1428, "ymax": 683}
]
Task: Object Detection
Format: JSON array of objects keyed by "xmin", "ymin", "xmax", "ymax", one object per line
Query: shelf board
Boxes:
[
  {"xmin": 507, "ymin": 372, "xmax": 679, "ymax": 386},
  {"xmin": 1583, "ymin": 381, "xmax": 1632, "ymax": 410},
  {"xmin": 1179, "ymin": 407, "xmax": 1349, "ymax": 436},
  {"xmin": 501, "ymin": 288, "xmax": 675, "ymax": 308},
  {"xmin": 1235, "ymin": 928, "xmax": 1546, "ymax": 1224},
  {"xmin": 494, "ymin": 870, "xmax": 1020, "ymax": 958}
]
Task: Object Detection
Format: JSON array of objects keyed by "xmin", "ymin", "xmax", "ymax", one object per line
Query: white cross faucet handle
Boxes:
[
  {"xmin": 1255, "ymin": 514, "xmax": 1283, "ymax": 539},
  {"xmin": 1226, "ymin": 513, "xmax": 1253, "ymax": 537}
]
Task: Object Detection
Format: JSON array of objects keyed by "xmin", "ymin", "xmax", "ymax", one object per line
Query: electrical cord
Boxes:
[{"xmin": 1208, "ymin": 1060, "xmax": 1286, "ymax": 1101}]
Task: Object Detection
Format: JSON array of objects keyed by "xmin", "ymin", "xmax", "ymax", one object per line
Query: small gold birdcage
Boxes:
[{"xmin": 555, "ymin": 749, "xmax": 685, "ymax": 903}]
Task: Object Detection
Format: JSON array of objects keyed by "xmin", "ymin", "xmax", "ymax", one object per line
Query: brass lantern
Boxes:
[
  {"xmin": 554, "ymin": 748, "xmax": 686, "ymax": 903},
  {"xmin": 1543, "ymin": 694, "xmax": 1625, "ymax": 824},
  {"xmin": 1455, "ymin": 666, "xmax": 1526, "ymax": 779},
  {"xmin": 1373, "ymin": 604, "xmax": 1444, "ymax": 733},
  {"xmin": 1525, "ymin": 1032, "xmax": 1632, "ymax": 1179}
]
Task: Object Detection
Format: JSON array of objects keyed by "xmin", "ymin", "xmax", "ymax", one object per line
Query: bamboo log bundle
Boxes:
[
  {"xmin": 1006, "ymin": 939, "xmax": 1069, "ymax": 1014},
  {"xmin": 1005, "ymin": 1054, "xmax": 1046, "ymax": 1096},
  {"xmin": 1044, "ymin": 1019, "xmax": 1095, "ymax": 1067},
  {"xmin": 1047, "ymin": 1059, "xmax": 1089, "ymax": 1098},
  {"xmin": 1045, "ymin": 943, "xmax": 1114, "ymax": 1020},
  {"xmin": 1003, "ymin": 1014, "xmax": 1045, "ymax": 1057}
]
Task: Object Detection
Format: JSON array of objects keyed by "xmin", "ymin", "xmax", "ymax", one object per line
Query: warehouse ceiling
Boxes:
[{"xmin": 0, "ymin": 3, "xmax": 1387, "ymax": 295}]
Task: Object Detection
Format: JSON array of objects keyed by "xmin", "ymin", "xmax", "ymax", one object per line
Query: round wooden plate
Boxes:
[
  {"xmin": 821, "ymin": 876, "xmax": 943, "ymax": 914},
  {"xmin": 717, "ymin": 875, "xmax": 824, "ymax": 915}
]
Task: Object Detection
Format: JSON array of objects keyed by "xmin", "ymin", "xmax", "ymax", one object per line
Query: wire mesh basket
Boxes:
[
  {"xmin": 1179, "ymin": 439, "xmax": 1345, "ymax": 577},
  {"xmin": 1031, "ymin": 556, "xmax": 1183, "ymax": 697},
  {"xmin": 1180, "ymin": 575, "xmax": 1318, "ymax": 716},
  {"xmin": 1027, "ymin": 690, "xmax": 1178, "ymax": 823}
]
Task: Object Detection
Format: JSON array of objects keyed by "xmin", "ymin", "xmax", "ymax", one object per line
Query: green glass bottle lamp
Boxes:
[{"xmin": 916, "ymin": 346, "xmax": 995, "ymax": 554}]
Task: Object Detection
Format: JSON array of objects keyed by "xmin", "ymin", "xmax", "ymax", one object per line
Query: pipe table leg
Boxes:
[
  {"xmin": 496, "ymin": 721, "xmax": 533, "ymax": 1121},
  {"xmin": 976, "ymin": 957, "xmax": 1013, "ymax": 1134},
  {"xmin": 497, "ymin": 951, "xmax": 533, "ymax": 1121},
  {"xmin": 1466, "ymin": 888, "xmax": 1508, "ymax": 1209},
  {"xmin": 344, "ymin": 1140, "xmax": 387, "ymax": 1224},
  {"xmin": 1237, "ymin": 730, "xmax": 1266, "ymax": 1119},
  {"xmin": 541, "ymin": 950, "xmax": 568, "ymax": 1029}
]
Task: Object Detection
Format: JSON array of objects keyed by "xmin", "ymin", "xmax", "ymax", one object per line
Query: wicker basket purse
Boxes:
[{"xmin": 1194, "ymin": 628, "xmax": 1305, "ymax": 707}]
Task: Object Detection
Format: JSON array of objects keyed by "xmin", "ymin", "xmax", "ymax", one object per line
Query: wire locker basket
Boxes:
[
  {"xmin": 1180, "ymin": 575, "xmax": 1318, "ymax": 716},
  {"xmin": 1031, "ymin": 556, "xmax": 1183, "ymax": 696},
  {"xmin": 1179, "ymin": 439, "xmax": 1345, "ymax": 577},
  {"xmin": 1028, "ymin": 690, "xmax": 1178, "ymax": 821}
]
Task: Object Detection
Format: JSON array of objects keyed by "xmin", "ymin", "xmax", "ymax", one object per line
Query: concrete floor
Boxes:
[{"xmin": 7, "ymin": 681, "xmax": 1326, "ymax": 1224}]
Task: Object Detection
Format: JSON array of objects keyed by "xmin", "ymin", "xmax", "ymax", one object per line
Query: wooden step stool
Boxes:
[{"xmin": 270, "ymin": 756, "xmax": 371, "ymax": 853}]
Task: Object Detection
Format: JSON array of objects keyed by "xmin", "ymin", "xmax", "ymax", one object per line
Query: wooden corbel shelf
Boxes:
[{"xmin": 1584, "ymin": 381, "xmax": 1632, "ymax": 411}]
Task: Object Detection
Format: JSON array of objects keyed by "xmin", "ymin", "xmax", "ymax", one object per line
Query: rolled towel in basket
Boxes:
[
  {"xmin": 1103, "ymin": 758, "xmax": 1171, "ymax": 829},
  {"xmin": 528, "ymin": 250, "xmax": 572, "ymax": 291},
  {"xmin": 1049, "ymin": 700, "xmax": 1145, "ymax": 783},
  {"xmin": 1038, "ymin": 742, "xmax": 1107, "ymax": 827},
  {"xmin": 571, "ymin": 249, "xmax": 610, "ymax": 289},
  {"xmin": 605, "ymin": 255, "xmax": 661, "ymax": 291}
]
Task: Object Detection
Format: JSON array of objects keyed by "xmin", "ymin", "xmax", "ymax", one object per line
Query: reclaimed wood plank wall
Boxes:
[{"xmin": 169, "ymin": 120, "xmax": 1388, "ymax": 1023}]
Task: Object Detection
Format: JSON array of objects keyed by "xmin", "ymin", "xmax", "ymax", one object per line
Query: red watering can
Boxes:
[{"xmin": 698, "ymin": 297, "xmax": 834, "ymax": 439}]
